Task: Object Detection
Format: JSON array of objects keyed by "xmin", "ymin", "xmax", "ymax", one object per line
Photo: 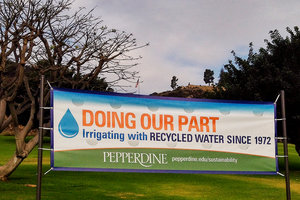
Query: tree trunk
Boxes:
[
  {"xmin": 0, "ymin": 99, "xmax": 6, "ymax": 127},
  {"xmin": 0, "ymin": 76, "xmax": 38, "ymax": 181},
  {"xmin": 0, "ymin": 134, "xmax": 38, "ymax": 181}
]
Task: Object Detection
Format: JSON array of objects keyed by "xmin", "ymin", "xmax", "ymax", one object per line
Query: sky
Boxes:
[{"xmin": 73, "ymin": 0, "xmax": 300, "ymax": 94}]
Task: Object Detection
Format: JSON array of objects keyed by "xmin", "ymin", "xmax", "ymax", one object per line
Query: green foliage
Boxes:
[
  {"xmin": 171, "ymin": 76, "xmax": 178, "ymax": 90},
  {"xmin": 216, "ymin": 27, "xmax": 300, "ymax": 148},
  {"xmin": 203, "ymin": 69, "xmax": 214, "ymax": 86}
]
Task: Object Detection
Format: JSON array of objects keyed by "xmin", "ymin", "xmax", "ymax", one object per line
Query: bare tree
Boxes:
[{"xmin": 0, "ymin": 0, "xmax": 147, "ymax": 181}]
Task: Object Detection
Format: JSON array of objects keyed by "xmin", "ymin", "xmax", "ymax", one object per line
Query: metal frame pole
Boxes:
[
  {"xmin": 36, "ymin": 75, "xmax": 44, "ymax": 200},
  {"xmin": 280, "ymin": 90, "xmax": 291, "ymax": 200}
]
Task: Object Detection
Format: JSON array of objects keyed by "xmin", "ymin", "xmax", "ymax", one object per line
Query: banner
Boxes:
[{"xmin": 51, "ymin": 88, "xmax": 277, "ymax": 174}]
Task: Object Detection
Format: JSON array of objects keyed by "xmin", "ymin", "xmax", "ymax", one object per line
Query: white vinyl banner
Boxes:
[{"xmin": 51, "ymin": 88, "xmax": 277, "ymax": 174}]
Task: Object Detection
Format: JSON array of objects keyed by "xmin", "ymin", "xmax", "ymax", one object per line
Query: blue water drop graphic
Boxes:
[{"xmin": 58, "ymin": 109, "xmax": 79, "ymax": 138}]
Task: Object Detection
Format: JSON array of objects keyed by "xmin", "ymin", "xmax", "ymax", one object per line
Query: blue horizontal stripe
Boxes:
[{"xmin": 53, "ymin": 87, "xmax": 274, "ymax": 113}]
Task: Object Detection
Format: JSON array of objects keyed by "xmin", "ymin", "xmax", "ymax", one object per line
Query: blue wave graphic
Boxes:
[{"xmin": 53, "ymin": 89, "xmax": 274, "ymax": 114}]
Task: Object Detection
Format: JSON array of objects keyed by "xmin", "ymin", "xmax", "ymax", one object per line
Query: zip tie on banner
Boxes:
[
  {"xmin": 277, "ymin": 172, "xmax": 285, "ymax": 177},
  {"xmin": 275, "ymin": 137, "xmax": 287, "ymax": 140},
  {"xmin": 40, "ymin": 106, "xmax": 53, "ymax": 109},
  {"xmin": 39, "ymin": 127, "xmax": 53, "ymax": 130},
  {"xmin": 275, "ymin": 118, "xmax": 286, "ymax": 121},
  {"xmin": 44, "ymin": 167, "xmax": 53, "ymax": 175},
  {"xmin": 276, "ymin": 155, "xmax": 288, "ymax": 158},
  {"xmin": 38, "ymin": 148, "xmax": 52, "ymax": 151},
  {"xmin": 274, "ymin": 93, "xmax": 281, "ymax": 104}
]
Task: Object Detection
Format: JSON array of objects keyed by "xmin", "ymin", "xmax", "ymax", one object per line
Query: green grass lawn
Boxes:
[{"xmin": 0, "ymin": 136, "xmax": 300, "ymax": 200}]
